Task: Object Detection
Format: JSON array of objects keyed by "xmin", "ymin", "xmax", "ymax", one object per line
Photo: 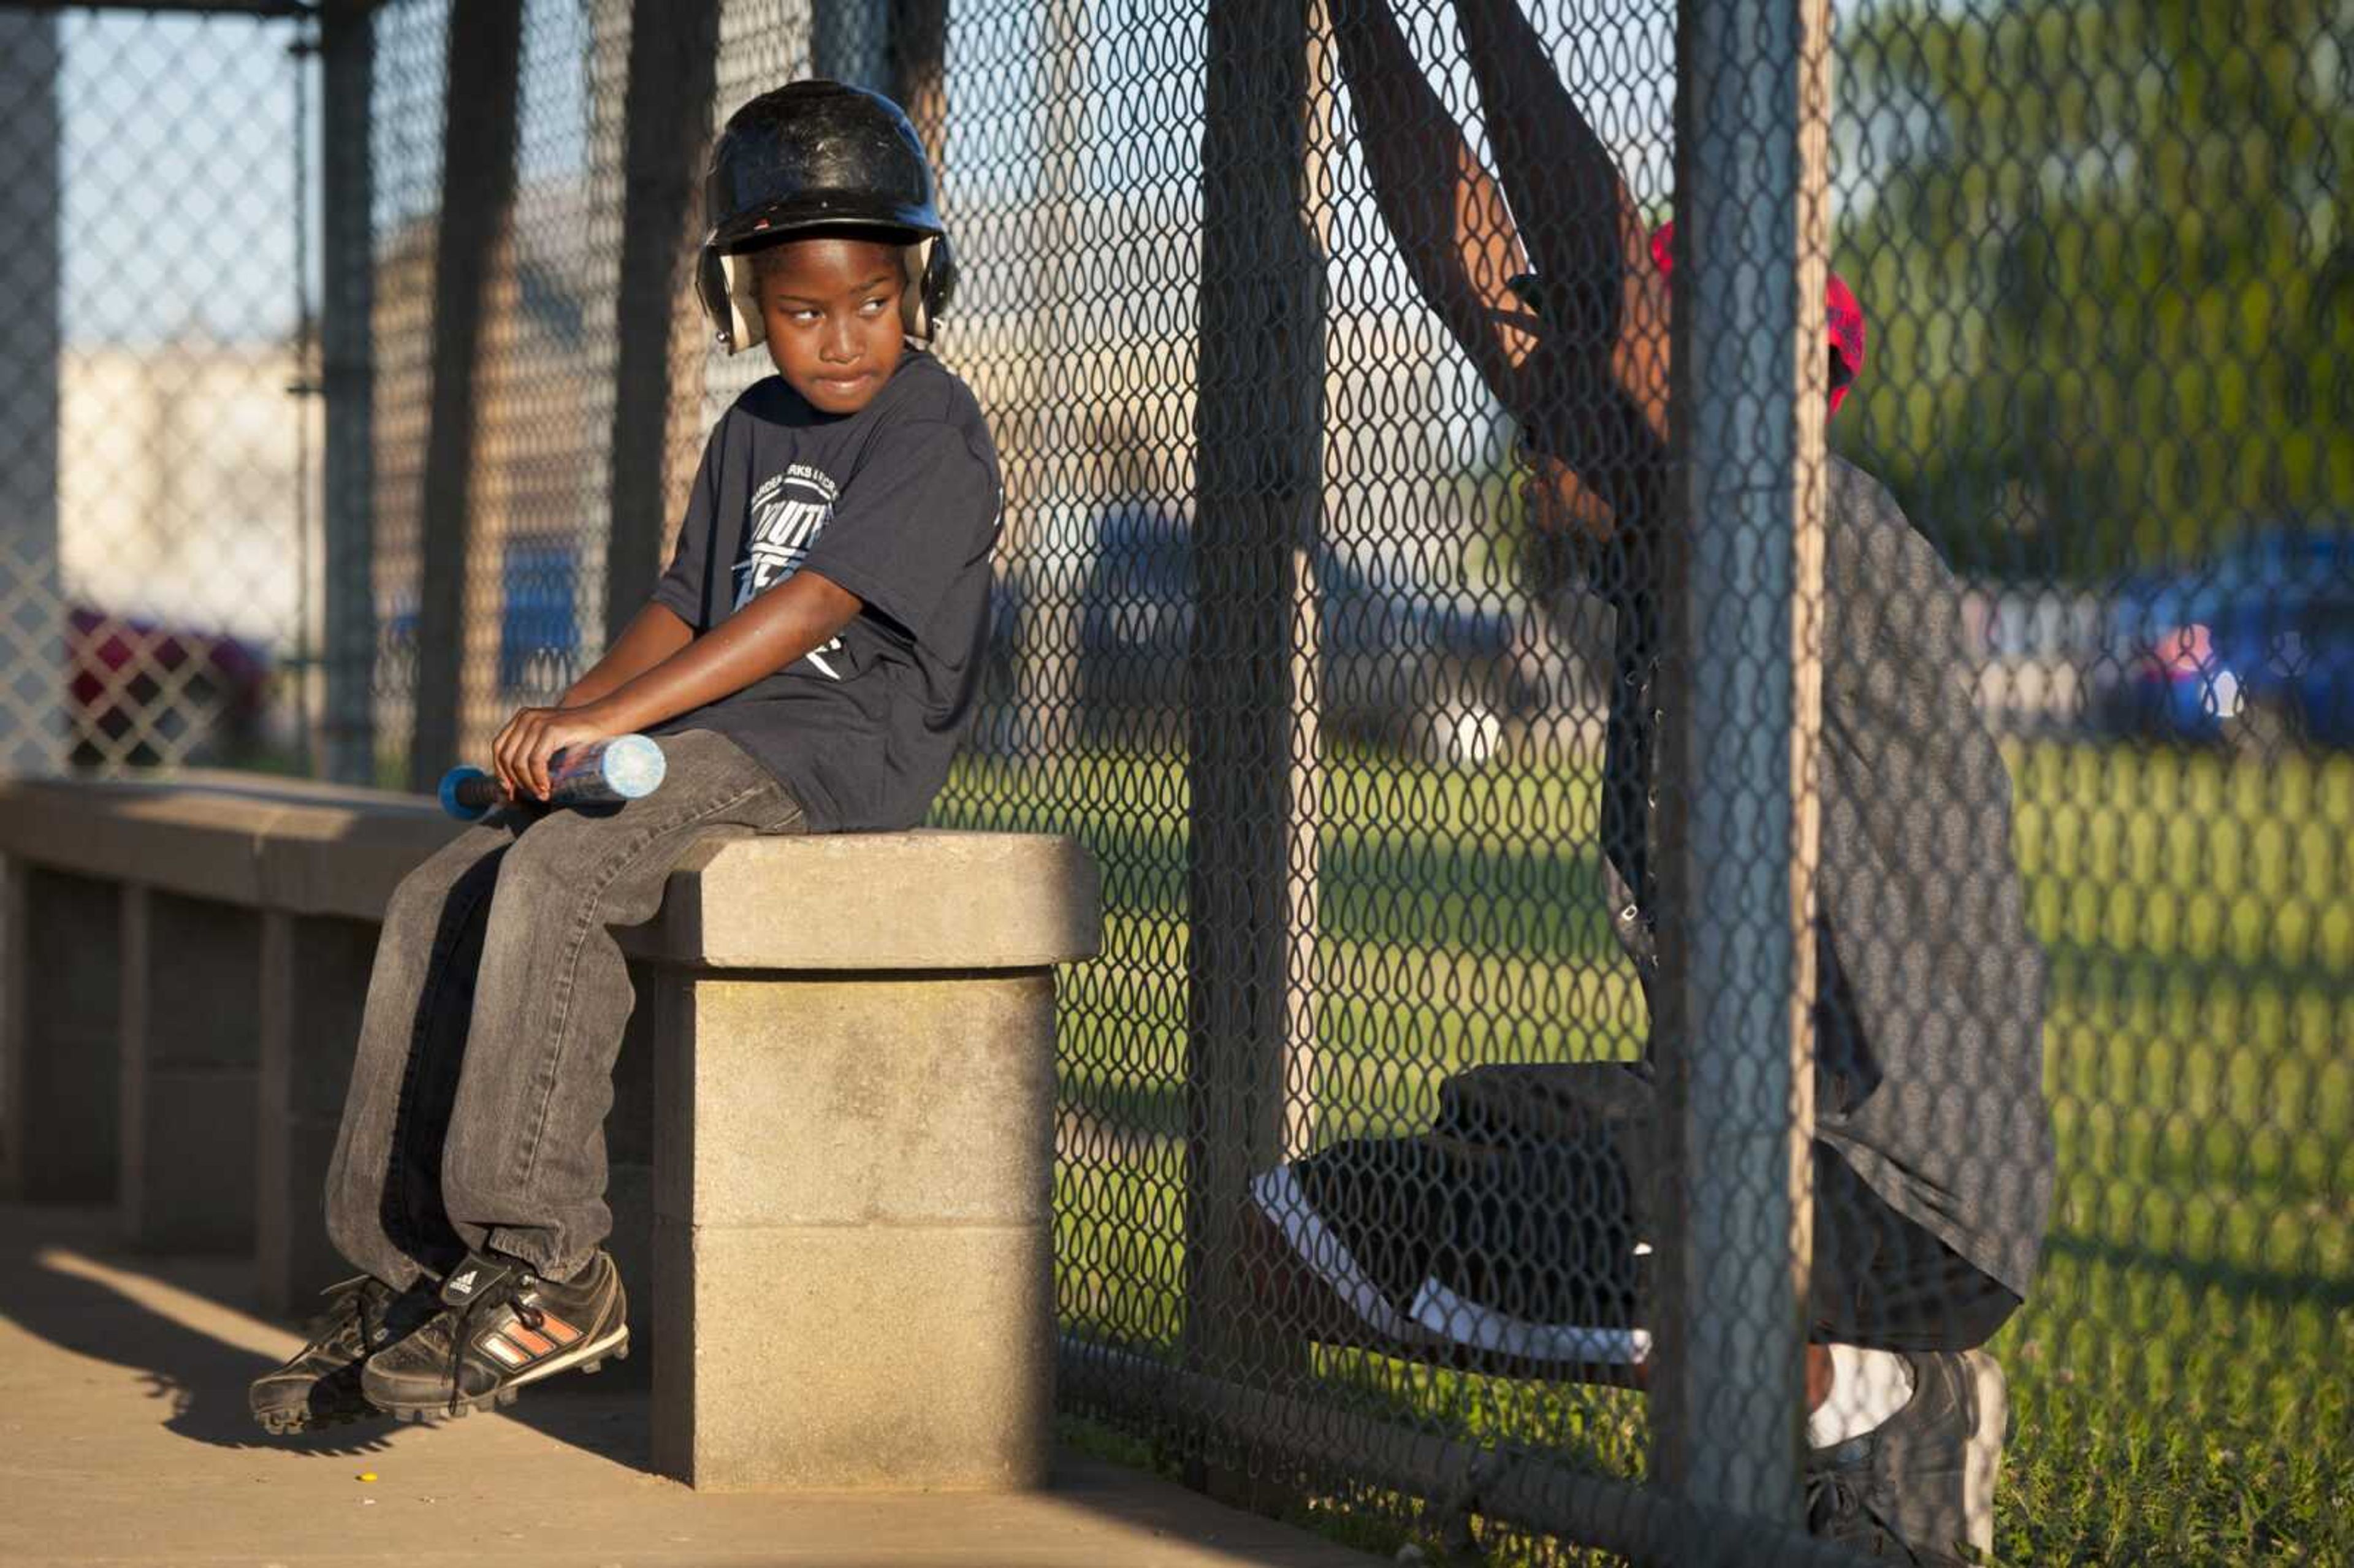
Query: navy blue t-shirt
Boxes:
[{"xmin": 649, "ymin": 350, "xmax": 1001, "ymax": 831}]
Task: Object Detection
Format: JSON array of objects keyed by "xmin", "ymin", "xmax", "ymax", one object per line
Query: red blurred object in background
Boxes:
[{"xmin": 64, "ymin": 605, "xmax": 270, "ymax": 766}]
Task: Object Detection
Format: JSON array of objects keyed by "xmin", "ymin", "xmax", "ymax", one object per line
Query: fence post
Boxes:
[
  {"xmin": 604, "ymin": 0, "xmax": 722, "ymax": 645},
  {"xmin": 1281, "ymin": 1, "xmax": 1340, "ymax": 1163},
  {"xmin": 1181, "ymin": 0, "xmax": 1325, "ymax": 1499},
  {"xmin": 408, "ymin": 1, "xmax": 525, "ymax": 791},
  {"xmin": 886, "ymin": 0, "xmax": 948, "ymax": 167},
  {"xmin": 318, "ymin": 0, "xmax": 376, "ymax": 785},
  {"xmin": 996, "ymin": 0, "xmax": 1086, "ymax": 762},
  {"xmin": 1650, "ymin": 0, "xmax": 1832, "ymax": 1529},
  {"xmin": 0, "ymin": 11, "xmax": 63, "ymax": 777}
]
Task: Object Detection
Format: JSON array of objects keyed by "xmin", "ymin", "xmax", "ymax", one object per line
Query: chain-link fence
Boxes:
[
  {"xmin": 4, "ymin": 1, "xmax": 2350, "ymax": 1562},
  {"xmin": 0, "ymin": 6, "xmax": 314, "ymax": 774}
]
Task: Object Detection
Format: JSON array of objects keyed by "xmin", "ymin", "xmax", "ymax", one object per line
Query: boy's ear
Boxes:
[{"xmin": 720, "ymin": 250, "xmax": 766, "ymax": 353}]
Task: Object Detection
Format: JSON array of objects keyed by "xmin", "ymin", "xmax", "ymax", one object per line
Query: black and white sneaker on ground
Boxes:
[
  {"xmin": 359, "ymin": 1249, "xmax": 628, "ymax": 1423},
  {"xmin": 248, "ymin": 1274, "xmax": 438, "ymax": 1435},
  {"xmin": 1805, "ymin": 1349, "xmax": 2007, "ymax": 1564}
]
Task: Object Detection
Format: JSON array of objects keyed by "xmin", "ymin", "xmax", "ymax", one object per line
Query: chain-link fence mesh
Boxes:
[
  {"xmin": 0, "ymin": 7, "xmax": 313, "ymax": 774},
  {"xmin": 4, "ymin": 1, "xmax": 2350, "ymax": 1562}
]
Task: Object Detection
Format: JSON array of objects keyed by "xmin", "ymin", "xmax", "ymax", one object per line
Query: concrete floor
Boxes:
[{"xmin": 0, "ymin": 1203, "xmax": 1379, "ymax": 1568}]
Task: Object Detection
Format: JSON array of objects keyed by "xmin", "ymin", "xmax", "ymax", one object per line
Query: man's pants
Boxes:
[
  {"xmin": 322, "ymin": 730, "xmax": 807, "ymax": 1288},
  {"xmin": 1247, "ymin": 1061, "xmax": 2023, "ymax": 1371}
]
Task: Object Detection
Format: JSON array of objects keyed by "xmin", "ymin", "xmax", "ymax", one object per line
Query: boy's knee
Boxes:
[{"xmin": 490, "ymin": 824, "xmax": 594, "ymax": 913}]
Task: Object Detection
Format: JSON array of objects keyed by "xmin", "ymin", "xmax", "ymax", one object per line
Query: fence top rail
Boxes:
[{"xmin": 0, "ymin": 772, "xmax": 1102, "ymax": 970}]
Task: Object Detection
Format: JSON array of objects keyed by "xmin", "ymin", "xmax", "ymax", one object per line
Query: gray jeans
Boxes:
[{"xmin": 323, "ymin": 729, "xmax": 807, "ymax": 1287}]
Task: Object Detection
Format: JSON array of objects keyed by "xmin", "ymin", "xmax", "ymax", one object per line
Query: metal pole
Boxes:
[
  {"xmin": 1279, "ymin": 0, "xmax": 1339, "ymax": 1165},
  {"xmin": 604, "ymin": 0, "xmax": 722, "ymax": 645},
  {"xmin": 0, "ymin": 10, "xmax": 64, "ymax": 778},
  {"xmin": 1181, "ymin": 0, "xmax": 1325, "ymax": 1505},
  {"xmin": 885, "ymin": 0, "xmax": 947, "ymax": 167},
  {"xmin": 1650, "ymin": 0, "xmax": 1831, "ymax": 1528},
  {"xmin": 317, "ymin": 0, "xmax": 375, "ymax": 785},
  {"xmin": 408, "ymin": 0, "xmax": 524, "ymax": 791},
  {"xmin": 998, "ymin": 0, "xmax": 1085, "ymax": 760}
]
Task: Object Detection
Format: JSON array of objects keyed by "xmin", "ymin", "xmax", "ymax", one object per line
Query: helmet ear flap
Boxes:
[
  {"xmin": 901, "ymin": 235, "xmax": 956, "ymax": 341},
  {"xmin": 722, "ymin": 249, "xmax": 766, "ymax": 352},
  {"xmin": 901, "ymin": 238, "xmax": 934, "ymax": 340},
  {"xmin": 697, "ymin": 243, "xmax": 766, "ymax": 354}
]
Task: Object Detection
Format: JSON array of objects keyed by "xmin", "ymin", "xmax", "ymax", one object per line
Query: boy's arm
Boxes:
[
  {"xmin": 554, "ymin": 601, "xmax": 696, "ymax": 710},
  {"xmin": 490, "ymin": 571, "xmax": 862, "ymax": 801}
]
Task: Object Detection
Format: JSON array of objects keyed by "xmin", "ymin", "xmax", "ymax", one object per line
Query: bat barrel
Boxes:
[
  {"xmin": 437, "ymin": 736, "xmax": 669, "ymax": 820},
  {"xmin": 590, "ymin": 733, "xmax": 667, "ymax": 799}
]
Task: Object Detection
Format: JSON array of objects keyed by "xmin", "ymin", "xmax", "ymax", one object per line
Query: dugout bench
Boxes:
[{"xmin": 0, "ymin": 771, "xmax": 1099, "ymax": 1490}]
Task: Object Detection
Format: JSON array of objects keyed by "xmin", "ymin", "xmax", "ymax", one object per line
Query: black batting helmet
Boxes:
[{"xmin": 696, "ymin": 80, "xmax": 957, "ymax": 352}]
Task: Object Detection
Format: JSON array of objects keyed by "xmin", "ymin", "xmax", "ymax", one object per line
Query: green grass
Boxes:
[{"xmin": 936, "ymin": 737, "xmax": 2354, "ymax": 1566}]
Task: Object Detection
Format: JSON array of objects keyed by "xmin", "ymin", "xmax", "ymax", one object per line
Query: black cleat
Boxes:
[
  {"xmin": 1805, "ymin": 1349, "xmax": 2006, "ymax": 1564},
  {"xmin": 248, "ymin": 1274, "xmax": 436, "ymax": 1435},
  {"xmin": 359, "ymin": 1249, "xmax": 628, "ymax": 1423}
]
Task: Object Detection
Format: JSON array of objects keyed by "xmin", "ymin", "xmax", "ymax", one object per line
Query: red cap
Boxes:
[{"xmin": 1650, "ymin": 221, "xmax": 1866, "ymax": 414}]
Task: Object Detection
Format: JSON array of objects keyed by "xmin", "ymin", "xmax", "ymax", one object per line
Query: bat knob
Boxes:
[{"xmin": 439, "ymin": 766, "xmax": 499, "ymax": 821}]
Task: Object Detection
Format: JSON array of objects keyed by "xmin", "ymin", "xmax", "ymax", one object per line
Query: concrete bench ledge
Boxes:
[
  {"xmin": 1, "ymin": 770, "xmax": 1102, "ymax": 1492},
  {"xmin": 0, "ymin": 774, "xmax": 1100, "ymax": 956},
  {"xmin": 0, "ymin": 772, "xmax": 455, "ymax": 920},
  {"xmin": 636, "ymin": 830, "xmax": 1100, "ymax": 972}
]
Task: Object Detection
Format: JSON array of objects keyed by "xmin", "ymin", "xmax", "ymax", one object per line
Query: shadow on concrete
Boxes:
[
  {"xmin": 0, "ymin": 1204, "xmax": 398, "ymax": 1459},
  {"xmin": 0, "ymin": 1204, "xmax": 1381, "ymax": 1565},
  {"xmin": 0, "ymin": 1200, "xmax": 666, "ymax": 1471},
  {"xmin": 493, "ymin": 1332, "xmax": 658, "ymax": 1469}
]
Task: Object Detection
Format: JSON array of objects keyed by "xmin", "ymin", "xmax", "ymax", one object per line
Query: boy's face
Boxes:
[{"xmin": 753, "ymin": 235, "xmax": 909, "ymax": 414}]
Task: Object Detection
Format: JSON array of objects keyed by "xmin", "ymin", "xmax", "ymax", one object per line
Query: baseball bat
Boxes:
[{"xmin": 436, "ymin": 734, "xmax": 669, "ymax": 821}]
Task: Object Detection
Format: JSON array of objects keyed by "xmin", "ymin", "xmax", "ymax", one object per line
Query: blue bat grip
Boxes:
[{"xmin": 438, "ymin": 765, "xmax": 499, "ymax": 821}]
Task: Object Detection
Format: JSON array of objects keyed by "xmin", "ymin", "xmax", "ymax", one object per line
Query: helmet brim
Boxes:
[{"xmin": 711, "ymin": 193, "xmax": 942, "ymax": 254}]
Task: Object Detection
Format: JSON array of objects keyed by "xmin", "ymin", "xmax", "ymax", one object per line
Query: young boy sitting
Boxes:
[{"xmin": 249, "ymin": 80, "xmax": 1001, "ymax": 1431}]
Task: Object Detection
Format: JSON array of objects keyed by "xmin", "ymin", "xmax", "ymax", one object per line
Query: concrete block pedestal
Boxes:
[
  {"xmin": 256, "ymin": 911, "xmax": 379, "ymax": 1314},
  {"xmin": 120, "ymin": 887, "xmax": 264, "ymax": 1252},
  {"xmin": 1, "ymin": 864, "xmax": 123, "ymax": 1201},
  {"xmin": 639, "ymin": 832, "xmax": 1100, "ymax": 1491},
  {"xmin": 0, "ymin": 775, "xmax": 1100, "ymax": 1496}
]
